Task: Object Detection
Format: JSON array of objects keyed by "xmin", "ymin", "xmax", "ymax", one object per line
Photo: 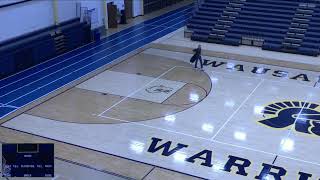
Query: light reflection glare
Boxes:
[
  {"xmin": 280, "ymin": 138, "xmax": 294, "ymax": 152},
  {"xmin": 263, "ymin": 175, "xmax": 273, "ymax": 180},
  {"xmin": 256, "ymin": 67, "xmax": 264, "ymax": 74},
  {"xmin": 211, "ymin": 77, "xmax": 219, "ymax": 83},
  {"xmin": 227, "ymin": 63, "xmax": 235, "ymax": 69},
  {"xmin": 129, "ymin": 140, "xmax": 145, "ymax": 154},
  {"xmin": 308, "ymin": 93, "xmax": 314, "ymax": 98},
  {"xmin": 254, "ymin": 106, "xmax": 264, "ymax": 115},
  {"xmin": 202, "ymin": 123, "xmax": 214, "ymax": 133},
  {"xmin": 233, "ymin": 131, "xmax": 247, "ymax": 141},
  {"xmin": 224, "ymin": 100, "xmax": 235, "ymax": 107},
  {"xmin": 270, "ymin": 86, "xmax": 279, "ymax": 92},
  {"xmin": 212, "ymin": 160, "xmax": 224, "ymax": 172},
  {"xmin": 173, "ymin": 151, "xmax": 187, "ymax": 163},
  {"xmin": 164, "ymin": 115, "xmax": 176, "ymax": 122},
  {"xmin": 189, "ymin": 93, "xmax": 200, "ymax": 102}
]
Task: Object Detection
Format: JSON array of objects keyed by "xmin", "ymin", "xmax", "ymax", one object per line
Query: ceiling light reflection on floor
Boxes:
[
  {"xmin": 189, "ymin": 93, "xmax": 200, "ymax": 102},
  {"xmin": 164, "ymin": 115, "xmax": 176, "ymax": 123},
  {"xmin": 211, "ymin": 77, "xmax": 219, "ymax": 83},
  {"xmin": 224, "ymin": 100, "xmax": 235, "ymax": 108},
  {"xmin": 202, "ymin": 123, "xmax": 214, "ymax": 133},
  {"xmin": 173, "ymin": 151, "xmax": 187, "ymax": 163},
  {"xmin": 129, "ymin": 140, "xmax": 145, "ymax": 154},
  {"xmin": 280, "ymin": 138, "xmax": 294, "ymax": 152},
  {"xmin": 254, "ymin": 106, "xmax": 264, "ymax": 115},
  {"xmin": 212, "ymin": 160, "xmax": 225, "ymax": 172},
  {"xmin": 227, "ymin": 63, "xmax": 235, "ymax": 69},
  {"xmin": 256, "ymin": 67, "xmax": 265, "ymax": 74},
  {"xmin": 233, "ymin": 131, "xmax": 247, "ymax": 141},
  {"xmin": 262, "ymin": 175, "xmax": 273, "ymax": 180}
]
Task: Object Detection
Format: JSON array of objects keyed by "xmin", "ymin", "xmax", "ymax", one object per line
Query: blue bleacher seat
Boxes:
[
  {"xmin": 0, "ymin": 18, "xmax": 92, "ymax": 79},
  {"xmin": 187, "ymin": 0, "xmax": 320, "ymax": 56},
  {"xmin": 0, "ymin": 54, "xmax": 15, "ymax": 78}
]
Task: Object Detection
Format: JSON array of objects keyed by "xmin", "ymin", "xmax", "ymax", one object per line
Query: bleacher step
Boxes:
[{"xmin": 52, "ymin": 32, "xmax": 67, "ymax": 55}]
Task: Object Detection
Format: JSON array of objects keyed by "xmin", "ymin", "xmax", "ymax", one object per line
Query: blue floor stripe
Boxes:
[
  {"xmin": 0, "ymin": 4, "xmax": 192, "ymax": 119},
  {"xmin": 0, "ymin": 26, "xmax": 152, "ymax": 96},
  {"xmin": 0, "ymin": 106, "xmax": 17, "ymax": 118},
  {"xmin": 0, "ymin": 26, "xmax": 166, "ymax": 103},
  {"xmin": 0, "ymin": 4, "xmax": 192, "ymax": 87},
  {"xmin": 0, "ymin": 10, "xmax": 192, "ymax": 96},
  {"xmin": 9, "ymin": 22, "xmax": 189, "ymax": 108}
]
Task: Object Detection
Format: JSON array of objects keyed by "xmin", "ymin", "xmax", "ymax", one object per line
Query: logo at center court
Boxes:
[
  {"xmin": 146, "ymin": 85, "xmax": 174, "ymax": 94},
  {"xmin": 258, "ymin": 101, "xmax": 320, "ymax": 136}
]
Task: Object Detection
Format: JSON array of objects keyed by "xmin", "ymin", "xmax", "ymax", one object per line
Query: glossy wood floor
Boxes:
[
  {"xmin": 2, "ymin": 45, "xmax": 320, "ymax": 179},
  {"xmin": 1, "ymin": 1, "xmax": 320, "ymax": 179}
]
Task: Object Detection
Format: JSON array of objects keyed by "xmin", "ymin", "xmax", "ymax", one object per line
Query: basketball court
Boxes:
[
  {"xmin": 1, "ymin": 33, "xmax": 320, "ymax": 179},
  {"xmin": 1, "ymin": 2, "xmax": 320, "ymax": 180}
]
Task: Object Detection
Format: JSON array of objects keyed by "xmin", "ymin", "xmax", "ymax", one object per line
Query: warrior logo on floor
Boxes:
[{"xmin": 258, "ymin": 101, "xmax": 320, "ymax": 136}]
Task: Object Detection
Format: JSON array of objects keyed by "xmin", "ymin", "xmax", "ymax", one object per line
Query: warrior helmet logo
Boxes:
[{"xmin": 258, "ymin": 101, "xmax": 320, "ymax": 136}]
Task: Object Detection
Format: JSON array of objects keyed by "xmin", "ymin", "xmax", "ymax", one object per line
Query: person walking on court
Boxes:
[{"xmin": 190, "ymin": 45, "xmax": 203, "ymax": 69}]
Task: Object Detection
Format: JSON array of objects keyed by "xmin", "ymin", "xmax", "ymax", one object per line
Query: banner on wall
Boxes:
[
  {"xmin": 80, "ymin": 7, "xmax": 99, "ymax": 30},
  {"xmin": 133, "ymin": 0, "xmax": 143, "ymax": 17}
]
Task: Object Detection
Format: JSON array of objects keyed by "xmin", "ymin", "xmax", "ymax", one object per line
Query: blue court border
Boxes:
[{"xmin": 0, "ymin": 4, "xmax": 193, "ymax": 119}]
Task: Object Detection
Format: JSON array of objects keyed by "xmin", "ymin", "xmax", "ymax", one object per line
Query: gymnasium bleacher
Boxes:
[
  {"xmin": 187, "ymin": 0, "xmax": 320, "ymax": 56},
  {"xmin": 0, "ymin": 18, "xmax": 91, "ymax": 79}
]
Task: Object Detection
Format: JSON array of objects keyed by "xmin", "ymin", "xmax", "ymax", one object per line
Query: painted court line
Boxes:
[
  {"xmin": 98, "ymin": 115, "xmax": 210, "ymax": 141},
  {"xmin": 210, "ymin": 79, "xmax": 265, "ymax": 140},
  {"xmin": 54, "ymin": 157, "xmax": 134, "ymax": 180},
  {"xmin": 0, "ymin": 12, "xmax": 191, "ymax": 99},
  {"xmin": 97, "ymin": 115, "xmax": 320, "ymax": 167},
  {"xmin": 271, "ymin": 82, "xmax": 317, "ymax": 165},
  {"xmin": 0, "ymin": 104, "xmax": 18, "ymax": 109},
  {"xmin": 285, "ymin": 97, "xmax": 311, "ymax": 138},
  {"xmin": 147, "ymin": 24, "xmax": 187, "ymax": 29},
  {"xmin": 98, "ymin": 66, "xmax": 177, "ymax": 116},
  {"xmin": 278, "ymin": 154, "xmax": 320, "ymax": 166},
  {"xmin": 0, "ymin": 5, "xmax": 192, "ymax": 88}
]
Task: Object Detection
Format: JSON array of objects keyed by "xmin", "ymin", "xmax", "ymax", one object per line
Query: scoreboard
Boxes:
[{"xmin": 2, "ymin": 143, "xmax": 54, "ymax": 177}]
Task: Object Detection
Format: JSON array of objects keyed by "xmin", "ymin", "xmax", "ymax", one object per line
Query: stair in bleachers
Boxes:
[
  {"xmin": 226, "ymin": 0, "xmax": 298, "ymax": 47},
  {"xmin": 208, "ymin": 0, "xmax": 246, "ymax": 44},
  {"xmin": 282, "ymin": 3, "xmax": 316, "ymax": 51},
  {"xmin": 297, "ymin": 4, "xmax": 320, "ymax": 56},
  {"xmin": 52, "ymin": 31, "xmax": 67, "ymax": 55},
  {"xmin": 187, "ymin": 0, "xmax": 229, "ymax": 41}
]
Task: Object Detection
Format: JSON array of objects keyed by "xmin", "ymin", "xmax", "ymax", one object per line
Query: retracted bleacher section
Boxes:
[
  {"xmin": 186, "ymin": 0, "xmax": 320, "ymax": 56},
  {"xmin": 0, "ymin": 18, "xmax": 91, "ymax": 79}
]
